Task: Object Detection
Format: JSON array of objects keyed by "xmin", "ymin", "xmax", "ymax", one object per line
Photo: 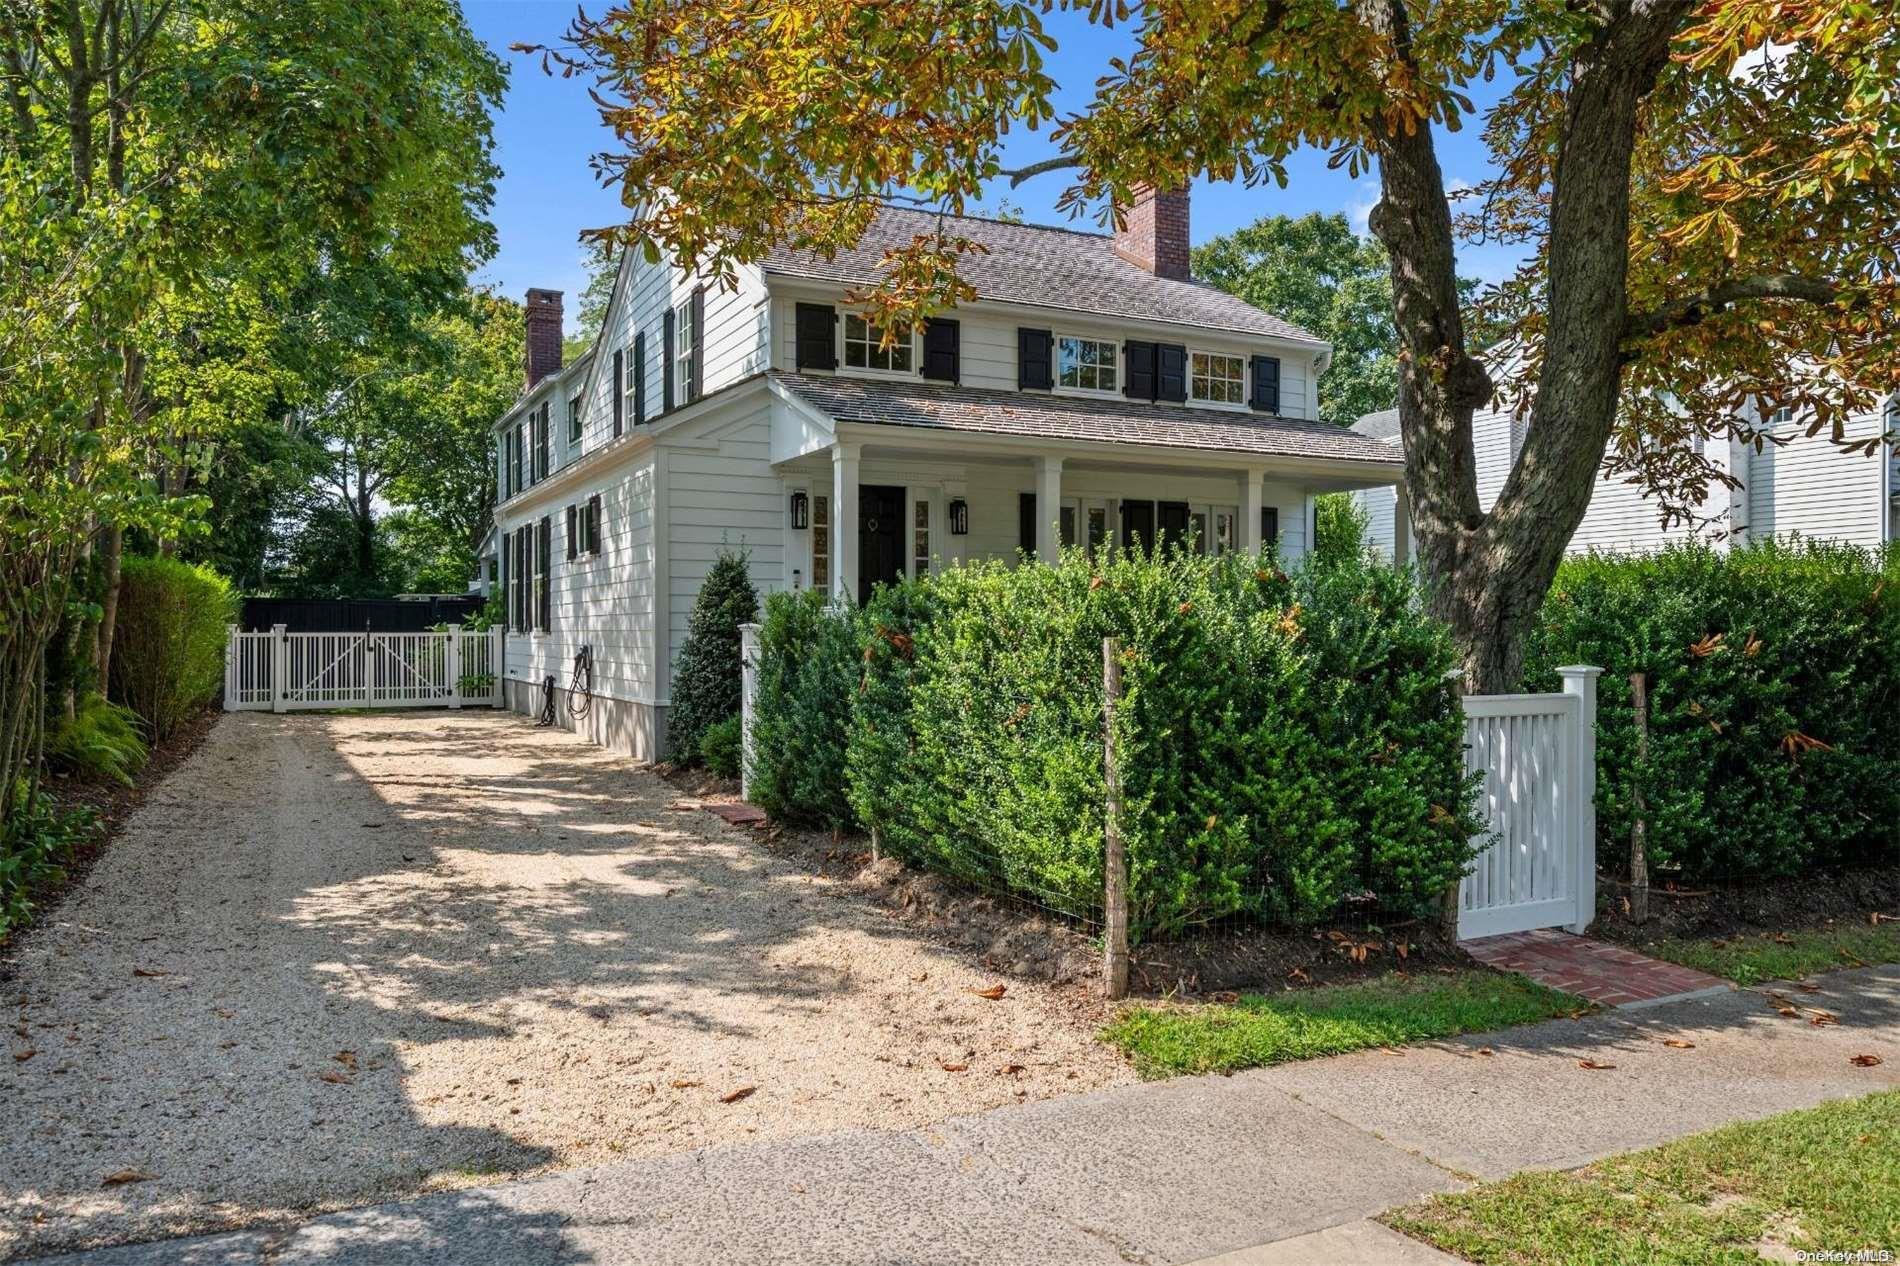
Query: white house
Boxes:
[
  {"xmin": 489, "ymin": 189, "xmax": 1407, "ymax": 759},
  {"xmin": 1353, "ymin": 395, "xmax": 1899, "ymax": 560}
]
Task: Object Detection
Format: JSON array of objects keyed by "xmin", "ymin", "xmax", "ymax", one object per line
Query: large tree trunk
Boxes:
[{"xmin": 1363, "ymin": 0, "xmax": 1684, "ymax": 693}]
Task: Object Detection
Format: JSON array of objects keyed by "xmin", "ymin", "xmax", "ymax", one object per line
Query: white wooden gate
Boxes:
[
  {"xmin": 1457, "ymin": 666, "xmax": 1601, "ymax": 940},
  {"xmin": 224, "ymin": 624, "xmax": 504, "ymax": 713}
]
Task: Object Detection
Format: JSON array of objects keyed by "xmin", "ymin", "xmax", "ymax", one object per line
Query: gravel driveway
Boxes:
[{"xmin": 2, "ymin": 711, "xmax": 1131, "ymax": 1260}]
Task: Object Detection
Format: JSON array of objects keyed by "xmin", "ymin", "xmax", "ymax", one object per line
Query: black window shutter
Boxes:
[
  {"xmin": 536, "ymin": 517, "xmax": 552, "ymax": 632},
  {"xmin": 1261, "ymin": 506, "xmax": 1280, "ymax": 546},
  {"xmin": 794, "ymin": 303, "xmax": 837, "ymax": 370},
  {"xmin": 1249, "ymin": 355, "xmax": 1281, "ymax": 413},
  {"xmin": 520, "ymin": 525, "xmax": 531, "ymax": 631},
  {"xmin": 1017, "ymin": 328, "xmax": 1053, "ymax": 390},
  {"xmin": 1018, "ymin": 492, "xmax": 1037, "ymax": 558},
  {"xmin": 921, "ymin": 319, "xmax": 960, "ymax": 383},
  {"xmin": 1123, "ymin": 341, "xmax": 1158, "ymax": 401},
  {"xmin": 1156, "ymin": 344, "xmax": 1188, "ymax": 402},
  {"xmin": 689, "ymin": 286, "xmax": 705, "ymax": 401},
  {"xmin": 566, "ymin": 505, "xmax": 578, "ymax": 560},
  {"xmin": 662, "ymin": 308, "xmax": 676, "ymax": 411},
  {"xmin": 633, "ymin": 331, "xmax": 647, "ymax": 424},
  {"xmin": 611, "ymin": 349, "xmax": 624, "ymax": 437},
  {"xmin": 587, "ymin": 495, "xmax": 602, "ymax": 554}
]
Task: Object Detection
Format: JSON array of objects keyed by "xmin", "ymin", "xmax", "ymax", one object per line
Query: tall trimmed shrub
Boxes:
[
  {"xmin": 666, "ymin": 547, "xmax": 759, "ymax": 765},
  {"xmin": 748, "ymin": 588, "xmax": 857, "ymax": 827},
  {"xmin": 108, "ymin": 556, "xmax": 237, "ymax": 740},
  {"xmin": 753, "ymin": 543, "xmax": 1480, "ymax": 941},
  {"xmin": 1528, "ymin": 539, "xmax": 1900, "ymax": 881}
]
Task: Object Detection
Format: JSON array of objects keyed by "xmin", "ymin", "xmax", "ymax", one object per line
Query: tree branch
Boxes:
[
  {"xmin": 1002, "ymin": 155, "xmax": 1079, "ymax": 187},
  {"xmin": 1622, "ymin": 273, "xmax": 1838, "ymax": 341}
]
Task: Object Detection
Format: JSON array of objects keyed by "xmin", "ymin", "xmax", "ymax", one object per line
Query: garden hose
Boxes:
[
  {"xmin": 567, "ymin": 644, "xmax": 593, "ymax": 721},
  {"xmin": 537, "ymin": 673, "xmax": 557, "ymax": 726}
]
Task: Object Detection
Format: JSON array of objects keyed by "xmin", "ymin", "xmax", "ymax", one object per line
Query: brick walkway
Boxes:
[{"xmin": 1462, "ymin": 929, "xmax": 1731, "ymax": 1008}]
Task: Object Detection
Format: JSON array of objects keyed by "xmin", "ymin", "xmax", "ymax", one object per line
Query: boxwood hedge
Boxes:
[
  {"xmin": 748, "ymin": 544, "xmax": 1480, "ymax": 942},
  {"xmin": 1528, "ymin": 539, "xmax": 1900, "ymax": 882}
]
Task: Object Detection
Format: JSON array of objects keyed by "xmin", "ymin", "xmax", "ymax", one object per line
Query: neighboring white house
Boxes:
[
  {"xmin": 489, "ymin": 189, "xmax": 1407, "ymax": 759},
  {"xmin": 1353, "ymin": 395, "xmax": 1899, "ymax": 560}
]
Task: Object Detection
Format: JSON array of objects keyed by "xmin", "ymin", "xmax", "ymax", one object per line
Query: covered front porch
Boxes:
[{"xmin": 770, "ymin": 430, "xmax": 1406, "ymax": 604}]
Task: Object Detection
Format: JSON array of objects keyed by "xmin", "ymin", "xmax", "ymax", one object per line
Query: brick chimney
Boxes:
[
  {"xmin": 1113, "ymin": 184, "xmax": 1191, "ymax": 281},
  {"xmin": 524, "ymin": 288, "xmax": 564, "ymax": 388}
]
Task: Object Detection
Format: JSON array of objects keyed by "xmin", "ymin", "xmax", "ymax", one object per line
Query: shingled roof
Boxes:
[
  {"xmin": 762, "ymin": 206, "xmax": 1323, "ymax": 345},
  {"xmin": 775, "ymin": 372, "xmax": 1402, "ymax": 465},
  {"xmin": 1351, "ymin": 407, "xmax": 1402, "ymax": 441}
]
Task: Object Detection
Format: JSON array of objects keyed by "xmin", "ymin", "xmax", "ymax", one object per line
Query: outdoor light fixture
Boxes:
[
  {"xmin": 789, "ymin": 489, "xmax": 809, "ymax": 529},
  {"xmin": 948, "ymin": 497, "xmax": 969, "ymax": 536}
]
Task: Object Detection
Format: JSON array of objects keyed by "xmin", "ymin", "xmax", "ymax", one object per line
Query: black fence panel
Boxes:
[{"xmin": 240, "ymin": 596, "xmax": 487, "ymax": 633}]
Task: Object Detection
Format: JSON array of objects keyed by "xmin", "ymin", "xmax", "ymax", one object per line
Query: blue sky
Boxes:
[{"xmin": 464, "ymin": 2, "xmax": 1522, "ymax": 334}]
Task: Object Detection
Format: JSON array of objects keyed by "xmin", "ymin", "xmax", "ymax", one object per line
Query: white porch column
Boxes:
[
  {"xmin": 1393, "ymin": 482, "xmax": 1413, "ymax": 568},
  {"xmin": 1035, "ymin": 455, "xmax": 1063, "ymax": 562},
  {"xmin": 1239, "ymin": 469, "xmax": 1265, "ymax": 554},
  {"xmin": 832, "ymin": 442, "xmax": 861, "ymax": 603},
  {"xmin": 738, "ymin": 621, "xmax": 762, "ymax": 800}
]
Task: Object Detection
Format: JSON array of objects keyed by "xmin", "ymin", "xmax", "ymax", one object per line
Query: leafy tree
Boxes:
[
  {"xmin": 1194, "ymin": 213, "xmax": 1400, "ymax": 428},
  {"xmin": 567, "ymin": 247, "xmax": 618, "ymax": 361},
  {"xmin": 0, "ymin": 0, "xmax": 504, "ymax": 818},
  {"xmin": 667, "ymin": 549, "xmax": 760, "ymax": 766},
  {"xmin": 529, "ymin": 1, "xmax": 1900, "ymax": 690}
]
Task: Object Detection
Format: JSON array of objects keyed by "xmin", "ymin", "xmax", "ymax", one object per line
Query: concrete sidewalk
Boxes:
[{"xmin": 35, "ymin": 966, "xmax": 1900, "ymax": 1266}]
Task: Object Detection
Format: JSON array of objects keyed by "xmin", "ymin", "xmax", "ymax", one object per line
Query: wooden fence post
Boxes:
[
  {"xmin": 446, "ymin": 625, "xmax": 463, "ymax": 709},
  {"xmin": 1102, "ymin": 636, "xmax": 1129, "ymax": 1001},
  {"xmin": 1628, "ymin": 670, "xmax": 1650, "ymax": 924},
  {"xmin": 223, "ymin": 624, "xmax": 239, "ymax": 712}
]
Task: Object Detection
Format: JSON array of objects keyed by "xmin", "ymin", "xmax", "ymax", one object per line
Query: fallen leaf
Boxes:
[
  {"xmin": 212, "ymin": 1008, "xmax": 235, "ymax": 1020},
  {"xmin": 1394, "ymin": 941, "xmax": 1410, "ymax": 961},
  {"xmin": 719, "ymin": 1086, "xmax": 756, "ymax": 1104},
  {"xmin": 1808, "ymin": 1011, "xmax": 1839, "ymax": 1027},
  {"xmin": 1578, "ymin": 1059, "xmax": 1617, "ymax": 1070},
  {"xmin": 132, "ymin": 968, "xmax": 168, "ymax": 978},
  {"xmin": 317, "ymin": 1069, "xmax": 352, "ymax": 1085},
  {"xmin": 1474, "ymin": 1047, "xmax": 1495, "ymax": 1057},
  {"xmin": 997, "ymin": 1063, "xmax": 1025, "ymax": 1075},
  {"xmin": 1849, "ymin": 1054, "xmax": 1883, "ymax": 1067},
  {"xmin": 332, "ymin": 1050, "xmax": 358, "ymax": 1069},
  {"xmin": 911, "ymin": 972, "xmax": 928, "ymax": 983},
  {"xmin": 1776, "ymin": 1005, "xmax": 1801, "ymax": 1018},
  {"xmin": 1208, "ymin": 991, "xmax": 1239, "ymax": 1005},
  {"xmin": 1286, "ymin": 967, "xmax": 1310, "ymax": 984},
  {"xmin": 939, "ymin": 1061, "xmax": 969, "ymax": 1073},
  {"xmin": 970, "ymin": 985, "xmax": 1007, "ymax": 1001},
  {"xmin": 670, "ymin": 1079, "xmax": 702, "ymax": 1089},
  {"xmin": 101, "ymin": 1169, "xmax": 155, "ymax": 1186},
  {"xmin": 1663, "ymin": 1039, "xmax": 1697, "ymax": 1049},
  {"xmin": 13, "ymin": 1049, "xmax": 34, "ymax": 1063}
]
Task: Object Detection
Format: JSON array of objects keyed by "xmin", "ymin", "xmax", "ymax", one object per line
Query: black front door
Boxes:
[{"xmin": 859, "ymin": 484, "xmax": 905, "ymax": 602}]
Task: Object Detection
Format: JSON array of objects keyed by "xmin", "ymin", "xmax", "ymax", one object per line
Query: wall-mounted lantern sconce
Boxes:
[
  {"xmin": 948, "ymin": 497, "xmax": 969, "ymax": 536},
  {"xmin": 789, "ymin": 489, "xmax": 809, "ymax": 530}
]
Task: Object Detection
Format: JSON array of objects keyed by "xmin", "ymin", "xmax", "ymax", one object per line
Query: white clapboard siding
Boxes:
[
  {"xmin": 500, "ymin": 455, "xmax": 660, "ymax": 707},
  {"xmin": 1748, "ymin": 409, "xmax": 1888, "ymax": 548},
  {"xmin": 767, "ymin": 295, "xmax": 1321, "ymax": 421}
]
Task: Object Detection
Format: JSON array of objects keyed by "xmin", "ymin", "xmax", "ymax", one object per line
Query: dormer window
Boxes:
[
  {"xmin": 1190, "ymin": 352, "xmax": 1247, "ymax": 405},
  {"xmin": 843, "ymin": 314, "xmax": 912, "ymax": 373},
  {"xmin": 1057, "ymin": 336, "xmax": 1118, "ymax": 393},
  {"xmin": 675, "ymin": 297, "xmax": 698, "ymax": 403}
]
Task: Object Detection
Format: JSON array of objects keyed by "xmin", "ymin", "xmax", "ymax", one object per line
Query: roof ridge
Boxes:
[{"xmin": 874, "ymin": 201, "xmax": 1112, "ymax": 242}]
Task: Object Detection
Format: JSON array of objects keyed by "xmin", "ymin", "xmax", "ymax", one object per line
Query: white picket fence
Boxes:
[
  {"xmin": 224, "ymin": 624, "xmax": 503, "ymax": 713},
  {"xmin": 1457, "ymin": 666, "xmax": 1600, "ymax": 940}
]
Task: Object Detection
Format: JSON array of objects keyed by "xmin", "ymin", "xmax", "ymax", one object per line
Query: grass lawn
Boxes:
[
  {"xmin": 1385, "ymin": 1090, "xmax": 1900, "ymax": 1265},
  {"xmin": 1100, "ymin": 969, "xmax": 1584, "ymax": 1078},
  {"xmin": 1645, "ymin": 921, "xmax": 1900, "ymax": 987}
]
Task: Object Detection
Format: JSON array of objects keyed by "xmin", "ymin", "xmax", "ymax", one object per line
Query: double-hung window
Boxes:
[
  {"xmin": 532, "ymin": 402, "xmax": 550, "ymax": 482},
  {"xmin": 675, "ymin": 298, "xmax": 697, "ymax": 404},
  {"xmin": 1189, "ymin": 351, "xmax": 1247, "ymax": 405},
  {"xmin": 568, "ymin": 394, "xmax": 582, "ymax": 446},
  {"xmin": 1057, "ymin": 336, "xmax": 1118, "ymax": 393},
  {"xmin": 842, "ymin": 314, "xmax": 912, "ymax": 373}
]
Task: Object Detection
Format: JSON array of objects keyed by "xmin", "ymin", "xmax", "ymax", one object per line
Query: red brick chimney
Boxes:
[
  {"xmin": 1113, "ymin": 184, "xmax": 1191, "ymax": 281},
  {"xmin": 524, "ymin": 288, "xmax": 564, "ymax": 388}
]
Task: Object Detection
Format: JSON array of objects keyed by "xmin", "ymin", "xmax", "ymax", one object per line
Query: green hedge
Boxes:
[
  {"xmin": 1528, "ymin": 540, "xmax": 1900, "ymax": 881},
  {"xmin": 109, "ymin": 556, "xmax": 237, "ymax": 740},
  {"xmin": 750, "ymin": 546, "xmax": 1479, "ymax": 941}
]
